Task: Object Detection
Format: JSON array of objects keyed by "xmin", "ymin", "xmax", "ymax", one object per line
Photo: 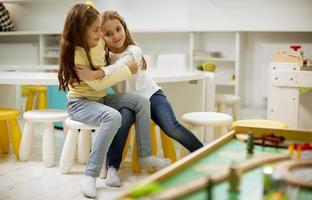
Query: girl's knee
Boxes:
[
  {"xmin": 102, "ymin": 109, "xmax": 122, "ymax": 129},
  {"xmin": 107, "ymin": 110, "xmax": 122, "ymax": 128}
]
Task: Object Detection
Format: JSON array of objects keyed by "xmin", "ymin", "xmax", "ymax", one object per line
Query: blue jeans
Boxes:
[
  {"xmin": 107, "ymin": 108, "xmax": 135, "ymax": 169},
  {"xmin": 107, "ymin": 89, "xmax": 203, "ymax": 169},
  {"xmin": 66, "ymin": 92, "xmax": 152, "ymax": 177}
]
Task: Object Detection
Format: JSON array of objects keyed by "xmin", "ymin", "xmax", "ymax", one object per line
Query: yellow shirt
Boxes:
[{"xmin": 67, "ymin": 38, "xmax": 132, "ymax": 100}]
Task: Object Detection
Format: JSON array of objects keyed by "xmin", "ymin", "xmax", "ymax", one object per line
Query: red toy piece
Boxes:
[{"xmin": 290, "ymin": 45, "xmax": 301, "ymax": 51}]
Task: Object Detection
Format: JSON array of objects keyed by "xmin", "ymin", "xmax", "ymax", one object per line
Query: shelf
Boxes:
[
  {"xmin": 0, "ymin": 31, "xmax": 61, "ymax": 36},
  {"xmin": 2, "ymin": 0, "xmax": 63, "ymax": 3},
  {"xmin": 0, "ymin": 64, "xmax": 58, "ymax": 71},
  {"xmin": 216, "ymin": 82, "xmax": 235, "ymax": 86},
  {"xmin": 43, "ymin": 54, "xmax": 58, "ymax": 58},
  {"xmin": 193, "ymin": 56, "xmax": 235, "ymax": 62}
]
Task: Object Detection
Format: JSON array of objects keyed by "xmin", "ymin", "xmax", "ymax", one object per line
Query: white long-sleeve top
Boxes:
[{"xmin": 102, "ymin": 45, "xmax": 160, "ymax": 99}]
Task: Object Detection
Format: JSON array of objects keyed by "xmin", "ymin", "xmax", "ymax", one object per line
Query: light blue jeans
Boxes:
[{"xmin": 66, "ymin": 92, "xmax": 152, "ymax": 177}]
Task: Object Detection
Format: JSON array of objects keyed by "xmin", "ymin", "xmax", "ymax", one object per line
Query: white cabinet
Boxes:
[
  {"xmin": 191, "ymin": 32, "xmax": 244, "ymax": 96},
  {"xmin": 39, "ymin": 34, "xmax": 60, "ymax": 65}
]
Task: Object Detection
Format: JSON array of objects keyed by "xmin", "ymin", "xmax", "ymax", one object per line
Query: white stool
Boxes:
[
  {"xmin": 182, "ymin": 112, "xmax": 233, "ymax": 143},
  {"xmin": 60, "ymin": 118, "xmax": 97, "ymax": 174},
  {"xmin": 19, "ymin": 109, "xmax": 68, "ymax": 167},
  {"xmin": 216, "ymin": 94, "xmax": 240, "ymax": 121}
]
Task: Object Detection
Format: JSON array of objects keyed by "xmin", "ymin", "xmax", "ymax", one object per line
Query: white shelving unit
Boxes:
[
  {"xmin": 191, "ymin": 32, "xmax": 242, "ymax": 96},
  {"xmin": 0, "ymin": 30, "xmax": 243, "ymax": 80},
  {"xmin": 0, "ymin": 31, "xmax": 220, "ymax": 116},
  {"xmin": 0, "ymin": 31, "xmax": 244, "ymax": 103}
]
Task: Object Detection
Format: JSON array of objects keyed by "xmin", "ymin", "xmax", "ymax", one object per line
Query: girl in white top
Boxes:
[{"xmin": 77, "ymin": 11, "xmax": 203, "ymax": 187}]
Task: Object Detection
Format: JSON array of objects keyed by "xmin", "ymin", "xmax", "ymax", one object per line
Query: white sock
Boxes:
[
  {"xmin": 138, "ymin": 156, "xmax": 171, "ymax": 169},
  {"xmin": 81, "ymin": 175, "xmax": 96, "ymax": 198},
  {"xmin": 105, "ymin": 167, "xmax": 122, "ymax": 187}
]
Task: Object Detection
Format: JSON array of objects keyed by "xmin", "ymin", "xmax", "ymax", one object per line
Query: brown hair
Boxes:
[
  {"xmin": 58, "ymin": 4, "xmax": 99, "ymax": 91},
  {"xmin": 101, "ymin": 11, "xmax": 147, "ymax": 69}
]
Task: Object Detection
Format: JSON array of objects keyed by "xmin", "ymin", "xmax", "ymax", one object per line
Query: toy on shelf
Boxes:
[{"xmin": 196, "ymin": 61, "xmax": 217, "ymax": 72}]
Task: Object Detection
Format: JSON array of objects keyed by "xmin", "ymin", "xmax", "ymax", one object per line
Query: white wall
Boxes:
[{"xmin": 5, "ymin": 0, "xmax": 312, "ymax": 31}]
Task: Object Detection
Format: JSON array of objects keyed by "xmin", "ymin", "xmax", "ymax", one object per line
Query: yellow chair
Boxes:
[
  {"xmin": 25, "ymin": 86, "xmax": 47, "ymax": 111},
  {"xmin": 122, "ymin": 121, "xmax": 177, "ymax": 173},
  {"xmin": 0, "ymin": 108, "xmax": 22, "ymax": 159},
  {"xmin": 232, "ymin": 119, "xmax": 288, "ymax": 129}
]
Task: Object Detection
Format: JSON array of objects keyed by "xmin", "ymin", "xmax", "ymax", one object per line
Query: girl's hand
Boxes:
[
  {"xmin": 127, "ymin": 58, "xmax": 138, "ymax": 74},
  {"xmin": 75, "ymin": 64, "xmax": 105, "ymax": 80}
]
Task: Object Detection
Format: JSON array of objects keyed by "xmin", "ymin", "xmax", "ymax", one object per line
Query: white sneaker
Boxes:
[
  {"xmin": 105, "ymin": 167, "xmax": 122, "ymax": 187},
  {"xmin": 81, "ymin": 175, "xmax": 96, "ymax": 198},
  {"xmin": 139, "ymin": 156, "xmax": 171, "ymax": 170}
]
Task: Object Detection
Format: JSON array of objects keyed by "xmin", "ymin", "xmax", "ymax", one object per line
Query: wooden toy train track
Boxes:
[
  {"xmin": 140, "ymin": 153, "xmax": 291, "ymax": 200},
  {"xmin": 277, "ymin": 160, "xmax": 312, "ymax": 189}
]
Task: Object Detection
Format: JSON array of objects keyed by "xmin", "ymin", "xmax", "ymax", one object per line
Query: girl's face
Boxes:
[
  {"xmin": 85, "ymin": 16, "xmax": 101, "ymax": 48},
  {"xmin": 101, "ymin": 18, "xmax": 126, "ymax": 53}
]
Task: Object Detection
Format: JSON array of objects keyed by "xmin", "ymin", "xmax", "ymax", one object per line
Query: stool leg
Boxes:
[
  {"xmin": 213, "ymin": 126, "xmax": 228, "ymax": 140},
  {"xmin": 150, "ymin": 122, "xmax": 158, "ymax": 156},
  {"xmin": 38, "ymin": 91, "xmax": 47, "ymax": 109},
  {"xmin": 131, "ymin": 122, "xmax": 158, "ymax": 173},
  {"xmin": 19, "ymin": 122, "xmax": 34, "ymax": 161},
  {"xmin": 42, "ymin": 123, "xmax": 55, "ymax": 167},
  {"xmin": 60, "ymin": 128, "xmax": 79, "ymax": 174},
  {"xmin": 25, "ymin": 90, "xmax": 35, "ymax": 111},
  {"xmin": 62, "ymin": 121, "xmax": 68, "ymax": 138},
  {"xmin": 160, "ymin": 130, "xmax": 176, "ymax": 162},
  {"xmin": 8, "ymin": 119, "xmax": 22, "ymax": 160},
  {"xmin": 219, "ymin": 126, "xmax": 228, "ymax": 136},
  {"xmin": 233, "ymin": 102, "xmax": 240, "ymax": 121},
  {"xmin": 131, "ymin": 133, "xmax": 142, "ymax": 173},
  {"xmin": 121, "ymin": 126, "xmax": 133, "ymax": 162},
  {"xmin": 217, "ymin": 103, "xmax": 226, "ymax": 113},
  {"xmin": 213, "ymin": 127, "xmax": 220, "ymax": 140},
  {"xmin": 78, "ymin": 129, "xmax": 91, "ymax": 164},
  {"xmin": 0, "ymin": 120, "xmax": 10, "ymax": 154}
]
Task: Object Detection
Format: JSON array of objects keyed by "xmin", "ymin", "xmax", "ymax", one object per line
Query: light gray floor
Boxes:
[{"xmin": 0, "ymin": 106, "xmax": 266, "ymax": 200}]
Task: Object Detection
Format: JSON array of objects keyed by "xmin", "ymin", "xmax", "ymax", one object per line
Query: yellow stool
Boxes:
[
  {"xmin": 122, "ymin": 121, "xmax": 176, "ymax": 173},
  {"xmin": 232, "ymin": 119, "xmax": 288, "ymax": 129},
  {"xmin": 0, "ymin": 108, "xmax": 22, "ymax": 159},
  {"xmin": 25, "ymin": 86, "xmax": 47, "ymax": 111}
]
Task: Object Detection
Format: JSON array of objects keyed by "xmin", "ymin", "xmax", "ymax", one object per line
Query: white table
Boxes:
[{"xmin": 0, "ymin": 68, "xmax": 215, "ymax": 114}]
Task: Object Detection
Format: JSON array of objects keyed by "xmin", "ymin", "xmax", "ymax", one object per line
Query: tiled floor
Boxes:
[{"xmin": 0, "ymin": 106, "xmax": 266, "ymax": 200}]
